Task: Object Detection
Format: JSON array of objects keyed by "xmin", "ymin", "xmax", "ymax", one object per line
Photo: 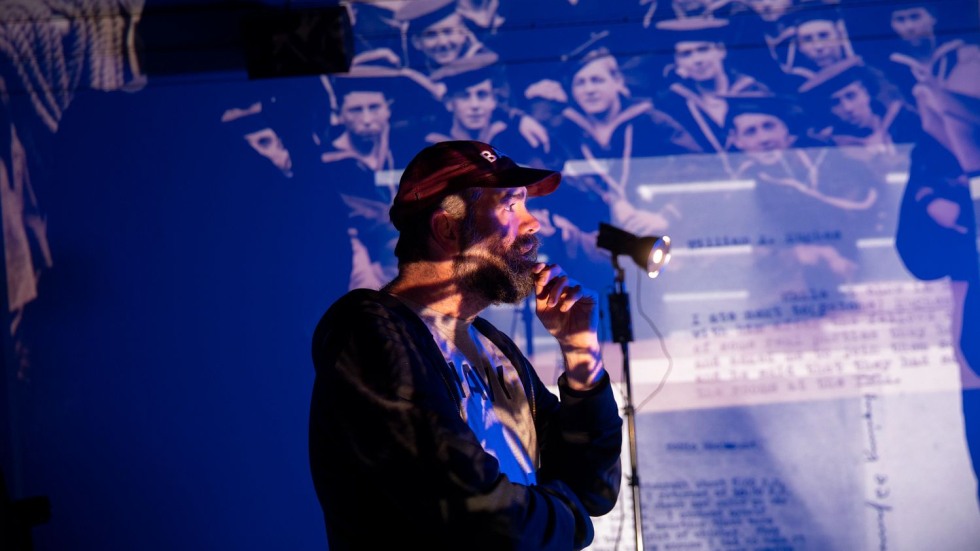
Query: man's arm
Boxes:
[
  {"xmin": 529, "ymin": 264, "xmax": 624, "ymax": 514},
  {"xmin": 534, "ymin": 369, "xmax": 624, "ymax": 516}
]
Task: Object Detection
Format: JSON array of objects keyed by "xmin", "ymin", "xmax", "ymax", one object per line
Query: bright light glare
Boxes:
[{"xmin": 646, "ymin": 239, "xmax": 671, "ymax": 277}]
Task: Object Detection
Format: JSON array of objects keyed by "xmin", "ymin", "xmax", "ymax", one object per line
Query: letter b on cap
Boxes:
[{"xmin": 481, "ymin": 150, "xmax": 497, "ymax": 162}]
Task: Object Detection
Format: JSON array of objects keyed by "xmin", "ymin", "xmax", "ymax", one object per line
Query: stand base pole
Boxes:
[{"xmin": 622, "ymin": 340, "xmax": 644, "ymax": 551}]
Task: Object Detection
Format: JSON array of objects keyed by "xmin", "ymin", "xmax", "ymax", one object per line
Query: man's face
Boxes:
[
  {"xmin": 339, "ymin": 91, "xmax": 391, "ymax": 138},
  {"xmin": 746, "ymin": 0, "xmax": 792, "ymax": 22},
  {"xmin": 732, "ymin": 113, "xmax": 792, "ymax": 165},
  {"xmin": 829, "ymin": 81, "xmax": 874, "ymax": 128},
  {"xmin": 243, "ymin": 127, "xmax": 292, "ymax": 173},
  {"xmin": 674, "ymin": 41, "xmax": 726, "ymax": 82},
  {"xmin": 797, "ymin": 20, "xmax": 844, "ymax": 68},
  {"xmin": 454, "ymin": 187, "xmax": 542, "ymax": 304},
  {"xmin": 890, "ymin": 7, "xmax": 936, "ymax": 46},
  {"xmin": 413, "ymin": 13, "xmax": 468, "ymax": 66},
  {"xmin": 571, "ymin": 58, "xmax": 623, "ymax": 115},
  {"xmin": 447, "ymin": 79, "xmax": 497, "ymax": 131}
]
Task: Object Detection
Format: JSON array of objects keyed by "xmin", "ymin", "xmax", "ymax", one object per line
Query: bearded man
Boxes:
[{"xmin": 308, "ymin": 140, "xmax": 623, "ymax": 550}]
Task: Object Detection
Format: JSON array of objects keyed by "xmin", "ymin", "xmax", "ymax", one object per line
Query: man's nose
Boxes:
[{"xmin": 522, "ymin": 210, "xmax": 541, "ymax": 234}]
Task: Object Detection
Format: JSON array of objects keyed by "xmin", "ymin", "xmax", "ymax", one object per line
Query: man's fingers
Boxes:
[
  {"xmin": 533, "ymin": 263, "xmax": 562, "ymax": 291},
  {"xmin": 535, "ymin": 263, "xmax": 594, "ymax": 311},
  {"xmin": 557, "ymin": 284, "xmax": 584, "ymax": 312},
  {"xmin": 538, "ymin": 277, "xmax": 590, "ymax": 312},
  {"xmin": 533, "ymin": 263, "xmax": 552, "ymax": 294},
  {"xmin": 539, "ymin": 274, "xmax": 569, "ymax": 307},
  {"xmin": 525, "ymin": 131, "xmax": 540, "ymax": 148}
]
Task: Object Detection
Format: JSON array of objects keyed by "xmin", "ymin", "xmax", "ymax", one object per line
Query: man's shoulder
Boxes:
[
  {"xmin": 313, "ymin": 289, "xmax": 424, "ymax": 356},
  {"xmin": 323, "ymin": 288, "xmax": 409, "ymax": 320}
]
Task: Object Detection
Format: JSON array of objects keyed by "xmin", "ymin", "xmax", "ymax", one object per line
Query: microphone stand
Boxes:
[{"xmin": 607, "ymin": 258, "xmax": 644, "ymax": 551}]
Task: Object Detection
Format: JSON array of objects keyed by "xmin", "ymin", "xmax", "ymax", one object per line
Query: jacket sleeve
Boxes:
[
  {"xmin": 531, "ymin": 366, "xmax": 624, "ymax": 517},
  {"xmin": 310, "ymin": 293, "xmax": 599, "ymax": 550}
]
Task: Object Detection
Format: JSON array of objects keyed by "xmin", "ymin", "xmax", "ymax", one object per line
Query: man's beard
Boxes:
[{"xmin": 454, "ymin": 229, "xmax": 539, "ymax": 305}]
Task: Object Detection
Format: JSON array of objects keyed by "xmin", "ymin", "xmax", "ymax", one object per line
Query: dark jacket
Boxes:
[{"xmin": 309, "ymin": 289, "xmax": 623, "ymax": 550}]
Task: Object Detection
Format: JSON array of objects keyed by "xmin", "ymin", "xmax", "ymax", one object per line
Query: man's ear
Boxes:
[
  {"xmin": 430, "ymin": 209, "xmax": 462, "ymax": 255},
  {"xmin": 411, "ymin": 35, "xmax": 422, "ymax": 52}
]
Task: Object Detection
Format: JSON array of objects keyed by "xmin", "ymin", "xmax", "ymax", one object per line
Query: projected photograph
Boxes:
[{"xmin": 2, "ymin": 0, "xmax": 979, "ymax": 549}]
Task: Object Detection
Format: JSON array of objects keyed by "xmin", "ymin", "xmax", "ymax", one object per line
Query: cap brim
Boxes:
[
  {"xmin": 331, "ymin": 71, "xmax": 441, "ymax": 109},
  {"xmin": 396, "ymin": 0, "xmax": 455, "ymax": 21},
  {"xmin": 501, "ymin": 166, "xmax": 561, "ymax": 197},
  {"xmin": 655, "ymin": 17, "xmax": 728, "ymax": 31},
  {"xmin": 798, "ymin": 56, "xmax": 864, "ymax": 94}
]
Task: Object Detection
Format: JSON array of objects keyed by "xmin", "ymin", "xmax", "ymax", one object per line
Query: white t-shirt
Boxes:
[{"xmin": 409, "ymin": 301, "xmax": 539, "ymax": 486}]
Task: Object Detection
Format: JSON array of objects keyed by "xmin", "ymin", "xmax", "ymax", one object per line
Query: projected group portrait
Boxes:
[
  {"xmin": 214, "ymin": 0, "xmax": 980, "ymax": 547},
  {"xmin": 3, "ymin": 0, "xmax": 980, "ymax": 549},
  {"xmin": 211, "ymin": 1, "xmax": 980, "ymax": 547}
]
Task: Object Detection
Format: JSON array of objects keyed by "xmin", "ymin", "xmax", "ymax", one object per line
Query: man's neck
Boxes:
[
  {"xmin": 384, "ymin": 262, "xmax": 489, "ymax": 321},
  {"xmin": 903, "ymin": 36, "xmax": 937, "ymax": 60},
  {"xmin": 331, "ymin": 129, "xmax": 391, "ymax": 172},
  {"xmin": 450, "ymin": 119, "xmax": 484, "ymax": 141},
  {"xmin": 694, "ymin": 72, "xmax": 729, "ymax": 95},
  {"xmin": 585, "ymin": 98, "xmax": 623, "ymax": 126},
  {"xmin": 346, "ymin": 133, "xmax": 382, "ymax": 155}
]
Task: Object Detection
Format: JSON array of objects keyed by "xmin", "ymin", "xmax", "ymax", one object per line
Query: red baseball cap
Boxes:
[{"xmin": 389, "ymin": 141, "xmax": 561, "ymax": 230}]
